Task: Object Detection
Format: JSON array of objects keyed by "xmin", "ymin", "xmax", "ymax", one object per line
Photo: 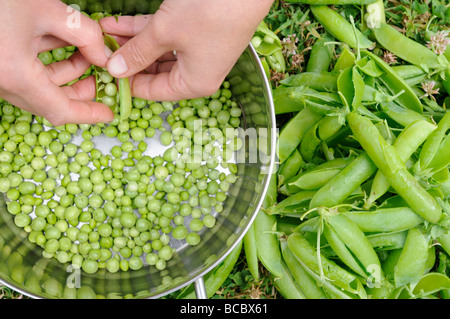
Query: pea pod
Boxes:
[
  {"xmin": 310, "ymin": 6, "xmax": 375, "ymax": 50},
  {"xmin": 365, "ymin": 119, "xmax": 437, "ymax": 207},
  {"xmin": 380, "ymin": 102, "xmax": 429, "ymax": 127},
  {"xmin": 306, "ymin": 33, "xmax": 335, "ymax": 73},
  {"xmin": 177, "ymin": 240, "xmax": 243, "ymax": 299},
  {"xmin": 280, "ymin": 241, "xmax": 328, "ymax": 299},
  {"xmin": 287, "ymin": 231, "xmax": 366, "ymax": 296},
  {"xmin": 412, "ymin": 273, "xmax": 450, "ymax": 297},
  {"xmin": 277, "ymin": 149, "xmax": 303, "ymax": 187},
  {"xmin": 366, "ymin": 231, "xmax": 408, "ymax": 251},
  {"xmin": 273, "ymin": 86, "xmax": 305, "ymax": 115},
  {"xmin": 280, "ymin": 72, "xmax": 338, "ymax": 92},
  {"xmin": 309, "ymin": 152, "xmax": 377, "ymax": 209},
  {"xmin": 347, "ymin": 112, "xmax": 442, "ymax": 223},
  {"xmin": 418, "ymin": 111, "xmax": 450, "ymax": 173},
  {"xmin": 103, "ymin": 34, "xmax": 132, "ymax": 122},
  {"xmin": 266, "ymin": 190, "xmax": 316, "ymax": 217},
  {"xmin": 254, "ymin": 175, "xmax": 283, "ymax": 278},
  {"xmin": 360, "ymin": 51, "xmax": 423, "ymax": 113},
  {"xmin": 373, "ymin": 23, "xmax": 447, "ymax": 70},
  {"xmin": 324, "ymin": 213, "xmax": 385, "ymax": 286},
  {"xmin": 332, "ymin": 46, "xmax": 356, "ymax": 73},
  {"xmin": 394, "ymin": 228, "xmax": 429, "ymax": 288},
  {"xmin": 322, "ymin": 222, "xmax": 367, "ymax": 278},
  {"xmin": 426, "ymin": 127, "xmax": 450, "ymax": 173},
  {"xmin": 277, "ymin": 106, "xmax": 323, "ymax": 164},
  {"xmin": 341, "ymin": 207, "xmax": 424, "ymax": 233},
  {"xmin": 243, "ymin": 223, "xmax": 259, "ymax": 281},
  {"xmin": 288, "ymin": 157, "xmax": 353, "ymax": 191},
  {"xmin": 272, "ymin": 261, "xmax": 307, "ymax": 299}
]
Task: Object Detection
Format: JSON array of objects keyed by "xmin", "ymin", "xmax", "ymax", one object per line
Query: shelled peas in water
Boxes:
[{"xmin": 0, "ymin": 79, "xmax": 244, "ymax": 275}]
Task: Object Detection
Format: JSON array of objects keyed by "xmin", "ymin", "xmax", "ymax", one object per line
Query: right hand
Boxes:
[{"xmin": 100, "ymin": 0, "xmax": 274, "ymax": 102}]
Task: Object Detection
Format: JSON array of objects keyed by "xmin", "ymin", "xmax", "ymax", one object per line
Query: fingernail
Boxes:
[
  {"xmin": 105, "ymin": 46, "xmax": 113, "ymax": 59},
  {"xmin": 108, "ymin": 54, "xmax": 128, "ymax": 76}
]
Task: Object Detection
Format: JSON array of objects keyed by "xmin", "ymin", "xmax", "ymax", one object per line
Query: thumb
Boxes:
[{"xmin": 106, "ymin": 25, "xmax": 169, "ymax": 78}]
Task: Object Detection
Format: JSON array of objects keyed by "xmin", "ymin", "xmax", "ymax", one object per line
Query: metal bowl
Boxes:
[{"xmin": 0, "ymin": 45, "xmax": 276, "ymax": 299}]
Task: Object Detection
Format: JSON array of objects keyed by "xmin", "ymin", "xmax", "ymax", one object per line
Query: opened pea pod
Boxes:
[{"xmin": 95, "ymin": 34, "xmax": 132, "ymax": 122}]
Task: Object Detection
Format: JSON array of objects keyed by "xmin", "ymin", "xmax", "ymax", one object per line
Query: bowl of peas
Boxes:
[{"xmin": 0, "ymin": 0, "xmax": 276, "ymax": 299}]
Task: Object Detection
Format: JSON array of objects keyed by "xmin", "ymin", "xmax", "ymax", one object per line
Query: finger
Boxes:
[
  {"xmin": 40, "ymin": 1, "xmax": 111, "ymax": 67},
  {"xmin": 99, "ymin": 15, "xmax": 152, "ymax": 37},
  {"xmin": 131, "ymin": 68, "xmax": 189, "ymax": 102},
  {"xmin": 105, "ymin": 18, "xmax": 171, "ymax": 78},
  {"xmin": 45, "ymin": 51, "xmax": 91, "ymax": 86},
  {"xmin": 38, "ymin": 35, "xmax": 70, "ymax": 54},
  {"xmin": 61, "ymin": 76, "xmax": 96, "ymax": 101},
  {"xmin": 23, "ymin": 64, "xmax": 114, "ymax": 126},
  {"xmin": 145, "ymin": 60, "xmax": 177, "ymax": 74}
]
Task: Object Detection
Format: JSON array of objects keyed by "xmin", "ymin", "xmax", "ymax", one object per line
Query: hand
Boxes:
[
  {"xmin": 100, "ymin": 0, "xmax": 273, "ymax": 102},
  {"xmin": 0, "ymin": 0, "xmax": 115, "ymax": 125}
]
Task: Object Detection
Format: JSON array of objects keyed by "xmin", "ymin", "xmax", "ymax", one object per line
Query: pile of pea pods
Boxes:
[{"xmin": 246, "ymin": 0, "xmax": 450, "ymax": 299}]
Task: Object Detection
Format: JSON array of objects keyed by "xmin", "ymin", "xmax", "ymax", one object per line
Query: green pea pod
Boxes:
[
  {"xmin": 299, "ymin": 122, "xmax": 321, "ymax": 163},
  {"xmin": 366, "ymin": 231, "xmax": 408, "ymax": 251},
  {"xmin": 394, "ymin": 228, "xmax": 429, "ymax": 288},
  {"xmin": 177, "ymin": 240, "xmax": 243, "ymax": 299},
  {"xmin": 360, "ymin": 51, "xmax": 423, "ymax": 113},
  {"xmin": 337, "ymin": 66, "xmax": 365, "ymax": 110},
  {"xmin": 280, "ymin": 241, "xmax": 328, "ymax": 299},
  {"xmin": 277, "ymin": 149, "xmax": 303, "ymax": 187},
  {"xmin": 323, "ymin": 223, "xmax": 367, "ymax": 278},
  {"xmin": 309, "ymin": 152, "xmax": 377, "ymax": 209},
  {"xmin": 318, "ymin": 115, "xmax": 345, "ymax": 141},
  {"xmin": 288, "ymin": 157, "xmax": 353, "ymax": 191},
  {"xmin": 391, "ymin": 65, "xmax": 427, "ymax": 80},
  {"xmin": 324, "ymin": 213, "xmax": 385, "ymax": 286},
  {"xmin": 254, "ymin": 175, "xmax": 283, "ymax": 278},
  {"xmin": 427, "ymin": 133, "xmax": 450, "ymax": 173},
  {"xmin": 418, "ymin": 111, "xmax": 450, "ymax": 172},
  {"xmin": 280, "ymin": 72, "xmax": 338, "ymax": 92},
  {"xmin": 103, "ymin": 34, "xmax": 132, "ymax": 122},
  {"xmin": 366, "ymin": 119, "xmax": 437, "ymax": 207},
  {"xmin": 355, "ymin": 56, "xmax": 384, "ymax": 77},
  {"xmin": 273, "ymin": 86, "xmax": 305, "ymax": 115},
  {"xmin": 373, "ymin": 23, "xmax": 446, "ymax": 70},
  {"xmin": 243, "ymin": 223, "xmax": 259, "ymax": 281},
  {"xmin": 287, "ymin": 231, "xmax": 365, "ymax": 296},
  {"xmin": 284, "ymin": 0, "xmax": 377, "ymax": 3},
  {"xmin": 266, "ymin": 190, "xmax": 316, "ymax": 216},
  {"xmin": 306, "ymin": 33, "xmax": 335, "ymax": 73},
  {"xmin": 311, "ymin": 6, "xmax": 375, "ymax": 50},
  {"xmin": 277, "ymin": 106, "xmax": 323, "ymax": 164},
  {"xmin": 332, "ymin": 46, "xmax": 356, "ymax": 73},
  {"xmin": 347, "ymin": 112, "xmax": 442, "ymax": 223},
  {"xmin": 380, "ymin": 102, "xmax": 429, "ymax": 127},
  {"xmin": 341, "ymin": 207, "xmax": 424, "ymax": 233},
  {"xmin": 412, "ymin": 273, "xmax": 450, "ymax": 297},
  {"xmin": 272, "ymin": 260, "xmax": 307, "ymax": 299}
]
